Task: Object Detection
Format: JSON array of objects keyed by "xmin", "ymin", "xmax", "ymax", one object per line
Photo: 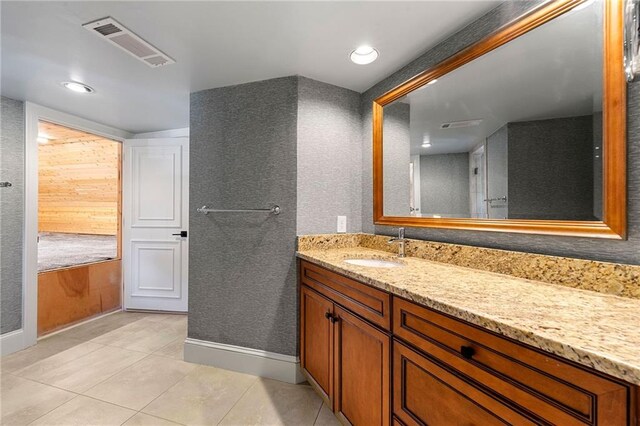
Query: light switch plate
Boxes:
[{"xmin": 337, "ymin": 216, "xmax": 347, "ymax": 233}]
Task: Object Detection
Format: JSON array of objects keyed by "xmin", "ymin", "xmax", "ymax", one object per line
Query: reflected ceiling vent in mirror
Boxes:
[
  {"xmin": 440, "ymin": 119, "xmax": 482, "ymax": 129},
  {"xmin": 82, "ymin": 17, "xmax": 175, "ymax": 68}
]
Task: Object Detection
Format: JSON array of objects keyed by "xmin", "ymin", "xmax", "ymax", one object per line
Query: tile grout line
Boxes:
[
  {"xmin": 10, "ymin": 373, "xmax": 84, "ymax": 396},
  {"xmin": 312, "ymin": 402, "xmax": 323, "ymax": 425},
  {"xmin": 12, "ymin": 341, "xmax": 107, "ymax": 378},
  {"xmin": 135, "ymin": 363, "xmax": 199, "ymax": 422},
  {"xmin": 2, "ymin": 313, "xmax": 188, "ymax": 426},
  {"xmin": 25, "ymin": 393, "xmax": 82, "ymax": 425},
  {"xmin": 80, "ymin": 353, "xmax": 154, "ymax": 395},
  {"xmin": 215, "ymin": 377, "xmax": 261, "ymax": 425}
]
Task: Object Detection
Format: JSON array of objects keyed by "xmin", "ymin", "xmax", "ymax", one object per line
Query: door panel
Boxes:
[
  {"xmin": 334, "ymin": 306, "xmax": 390, "ymax": 426},
  {"xmin": 123, "ymin": 138, "xmax": 188, "ymax": 312},
  {"xmin": 300, "ymin": 285, "xmax": 333, "ymax": 405},
  {"xmin": 131, "ymin": 145, "xmax": 182, "ymax": 227}
]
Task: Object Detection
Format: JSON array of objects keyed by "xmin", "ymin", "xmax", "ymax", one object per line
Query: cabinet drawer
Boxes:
[
  {"xmin": 300, "ymin": 260, "xmax": 391, "ymax": 330},
  {"xmin": 393, "ymin": 340, "xmax": 537, "ymax": 426},
  {"xmin": 393, "ymin": 297, "xmax": 630, "ymax": 425}
]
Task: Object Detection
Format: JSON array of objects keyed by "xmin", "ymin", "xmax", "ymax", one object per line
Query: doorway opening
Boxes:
[
  {"xmin": 469, "ymin": 144, "xmax": 487, "ymax": 219},
  {"xmin": 37, "ymin": 120, "xmax": 122, "ymax": 336}
]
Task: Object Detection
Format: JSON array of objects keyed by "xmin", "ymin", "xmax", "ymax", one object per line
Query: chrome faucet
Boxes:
[{"xmin": 388, "ymin": 227, "xmax": 407, "ymax": 258}]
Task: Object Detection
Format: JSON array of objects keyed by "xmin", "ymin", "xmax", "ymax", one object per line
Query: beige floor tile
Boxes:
[
  {"xmin": 153, "ymin": 338, "xmax": 184, "ymax": 360},
  {"xmin": 0, "ymin": 335, "xmax": 85, "ymax": 373},
  {"xmin": 219, "ymin": 378, "xmax": 322, "ymax": 426},
  {"xmin": 30, "ymin": 395, "xmax": 135, "ymax": 426},
  {"xmin": 55, "ymin": 311, "xmax": 150, "ymax": 342},
  {"xmin": 314, "ymin": 403, "xmax": 340, "ymax": 426},
  {"xmin": 143, "ymin": 365, "xmax": 257, "ymax": 425},
  {"xmin": 0, "ymin": 374, "xmax": 75, "ymax": 425},
  {"xmin": 123, "ymin": 413, "xmax": 183, "ymax": 426},
  {"xmin": 23, "ymin": 345, "xmax": 147, "ymax": 393},
  {"xmin": 85, "ymin": 355, "xmax": 196, "ymax": 410},
  {"xmin": 91, "ymin": 318, "xmax": 182, "ymax": 353},
  {"xmin": 13, "ymin": 341, "xmax": 104, "ymax": 379},
  {"xmin": 159, "ymin": 314, "xmax": 187, "ymax": 326}
]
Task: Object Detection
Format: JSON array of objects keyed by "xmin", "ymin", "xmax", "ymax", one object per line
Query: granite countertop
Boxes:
[{"xmin": 297, "ymin": 247, "xmax": 640, "ymax": 386}]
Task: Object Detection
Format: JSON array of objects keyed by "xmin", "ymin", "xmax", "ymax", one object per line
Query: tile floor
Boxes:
[{"xmin": 1, "ymin": 312, "xmax": 338, "ymax": 426}]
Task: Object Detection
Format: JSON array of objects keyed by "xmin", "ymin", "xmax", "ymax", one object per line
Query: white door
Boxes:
[{"xmin": 123, "ymin": 138, "xmax": 189, "ymax": 312}]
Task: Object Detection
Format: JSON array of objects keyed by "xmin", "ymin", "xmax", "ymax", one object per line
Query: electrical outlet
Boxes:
[{"xmin": 337, "ymin": 216, "xmax": 347, "ymax": 233}]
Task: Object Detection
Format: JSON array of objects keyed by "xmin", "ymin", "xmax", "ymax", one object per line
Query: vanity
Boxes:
[
  {"xmin": 297, "ymin": 0, "xmax": 639, "ymax": 424},
  {"xmin": 297, "ymin": 241, "xmax": 640, "ymax": 426}
]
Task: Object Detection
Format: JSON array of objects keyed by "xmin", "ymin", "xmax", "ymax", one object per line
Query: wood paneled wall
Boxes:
[
  {"xmin": 38, "ymin": 260, "xmax": 122, "ymax": 335},
  {"xmin": 38, "ymin": 128, "xmax": 121, "ymax": 235}
]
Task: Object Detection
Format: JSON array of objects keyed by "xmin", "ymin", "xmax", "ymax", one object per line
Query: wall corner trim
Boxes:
[
  {"xmin": 0, "ymin": 329, "xmax": 27, "ymax": 356},
  {"xmin": 183, "ymin": 338, "xmax": 304, "ymax": 384}
]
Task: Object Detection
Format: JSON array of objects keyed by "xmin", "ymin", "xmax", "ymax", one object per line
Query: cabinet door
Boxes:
[
  {"xmin": 334, "ymin": 306, "xmax": 390, "ymax": 426},
  {"xmin": 393, "ymin": 341, "xmax": 538, "ymax": 426},
  {"xmin": 300, "ymin": 285, "xmax": 334, "ymax": 405}
]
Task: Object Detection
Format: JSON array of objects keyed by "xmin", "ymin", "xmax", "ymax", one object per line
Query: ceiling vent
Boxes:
[
  {"xmin": 82, "ymin": 17, "xmax": 175, "ymax": 68},
  {"xmin": 440, "ymin": 119, "xmax": 482, "ymax": 129}
]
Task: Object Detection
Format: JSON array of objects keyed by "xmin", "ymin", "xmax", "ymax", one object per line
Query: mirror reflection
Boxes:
[{"xmin": 383, "ymin": 0, "xmax": 603, "ymax": 221}]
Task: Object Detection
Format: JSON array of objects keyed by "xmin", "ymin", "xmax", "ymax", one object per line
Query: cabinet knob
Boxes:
[
  {"xmin": 460, "ymin": 345, "xmax": 475, "ymax": 359},
  {"xmin": 329, "ymin": 316, "xmax": 339, "ymax": 324},
  {"xmin": 325, "ymin": 312, "xmax": 332, "ymax": 320}
]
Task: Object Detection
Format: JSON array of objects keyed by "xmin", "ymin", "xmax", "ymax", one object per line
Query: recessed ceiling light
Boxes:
[
  {"xmin": 427, "ymin": 79, "xmax": 438, "ymax": 85},
  {"xmin": 421, "ymin": 143, "xmax": 432, "ymax": 148},
  {"xmin": 350, "ymin": 45, "xmax": 379, "ymax": 65},
  {"xmin": 62, "ymin": 81, "xmax": 94, "ymax": 94}
]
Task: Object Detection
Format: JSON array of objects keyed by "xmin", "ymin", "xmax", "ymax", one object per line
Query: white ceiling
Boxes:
[
  {"xmin": 402, "ymin": 0, "xmax": 603, "ymax": 156},
  {"xmin": 1, "ymin": 1, "xmax": 500, "ymax": 133}
]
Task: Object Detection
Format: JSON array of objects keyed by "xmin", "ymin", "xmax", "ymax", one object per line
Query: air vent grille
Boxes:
[
  {"xmin": 145, "ymin": 56, "xmax": 170, "ymax": 66},
  {"xmin": 440, "ymin": 119, "xmax": 483, "ymax": 129},
  {"xmin": 93, "ymin": 23, "xmax": 121, "ymax": 36},
  {"xmin": 83, "ymin": 17, "xmax": 175, "ymax": 68}
]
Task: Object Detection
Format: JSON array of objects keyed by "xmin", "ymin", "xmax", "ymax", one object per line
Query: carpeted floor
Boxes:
[{"xmin": 38, "ymin": 232, "xmax": 117, "ymax": 272}]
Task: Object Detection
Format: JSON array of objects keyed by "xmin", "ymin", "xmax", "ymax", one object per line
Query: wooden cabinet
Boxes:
[
  {"xmin": 300, "ymin": 261, "xmax": 391, "ymax": 426},
  {"xmin": 393, "ymin": 341, "xmax": 538, "ymax": 426},
  {"xmin": 333, "ymin": 306, "xmax": 390, "ymax": 426},
  {"xmin": 300, "ymin": 260, "xmax": 391, "ymax": 329},
  {"xmin": 299, "ymin": 260, "xmax": 638, "ymax": 426},
  {"xmin": 300, "ymin": 285, "xmax": 333, "ymax": 404},
  {"xmin": 392, "ymin": 297, "xmax": 632, "ymax": 425}
]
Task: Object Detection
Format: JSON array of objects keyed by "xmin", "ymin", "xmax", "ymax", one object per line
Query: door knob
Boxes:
[{"xmin": 172, "ymin": 231, "xmax": 188, "ymax": 237}]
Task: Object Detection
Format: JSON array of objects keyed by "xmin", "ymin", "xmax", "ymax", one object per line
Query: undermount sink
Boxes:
[{"xmin": 344, "ymin": 258, "xmax": 403, "ymax": 268}]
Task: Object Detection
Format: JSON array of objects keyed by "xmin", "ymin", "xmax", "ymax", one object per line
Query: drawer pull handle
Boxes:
[{"xmin": 460, "ymin": 345, "xmax": 475, "ymax": 359}]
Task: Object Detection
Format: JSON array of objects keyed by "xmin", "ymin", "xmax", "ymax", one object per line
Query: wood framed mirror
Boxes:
[{"xmin": 373, "ymin": 0, "xmax": 626, "ymax": 239}]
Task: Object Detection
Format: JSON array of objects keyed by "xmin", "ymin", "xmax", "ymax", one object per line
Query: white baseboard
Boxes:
[
  {"xmin": 184, "ymin": 338, "xmax": 304, "ymax": 384},
  {"xmin": 0, "ymin": 329, "xmax": 27, "ymax": 356}
]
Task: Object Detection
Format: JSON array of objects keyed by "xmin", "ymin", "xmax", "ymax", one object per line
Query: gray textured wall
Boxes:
[
  {"xmin": 508, "ymin": 116, "xmax": 594, "ymax": 220},
  {"xmin": 1, "ymin": 96, "xmax": 24, "ymax": 334},
  {"xmin": 383, "ymin": 102, "xmax": 411, "ymax": 216},
  {"xmin": 361, "ymin": 0, "xmax": 640, "ymax": 265},
  {"xmin": 297, "ymin": 77, "xmax": 362, "ymax": 234},
  {"xmin": 189, "ymin": 77, "xmax": 299, "ymax": 356},
  {"xmin": 419, "ymin": 153, "xmax": 469, "ymax": 217},
  {"xmin": 486, "ymin": 125, "xmax": 509, "ymax": 219}
]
